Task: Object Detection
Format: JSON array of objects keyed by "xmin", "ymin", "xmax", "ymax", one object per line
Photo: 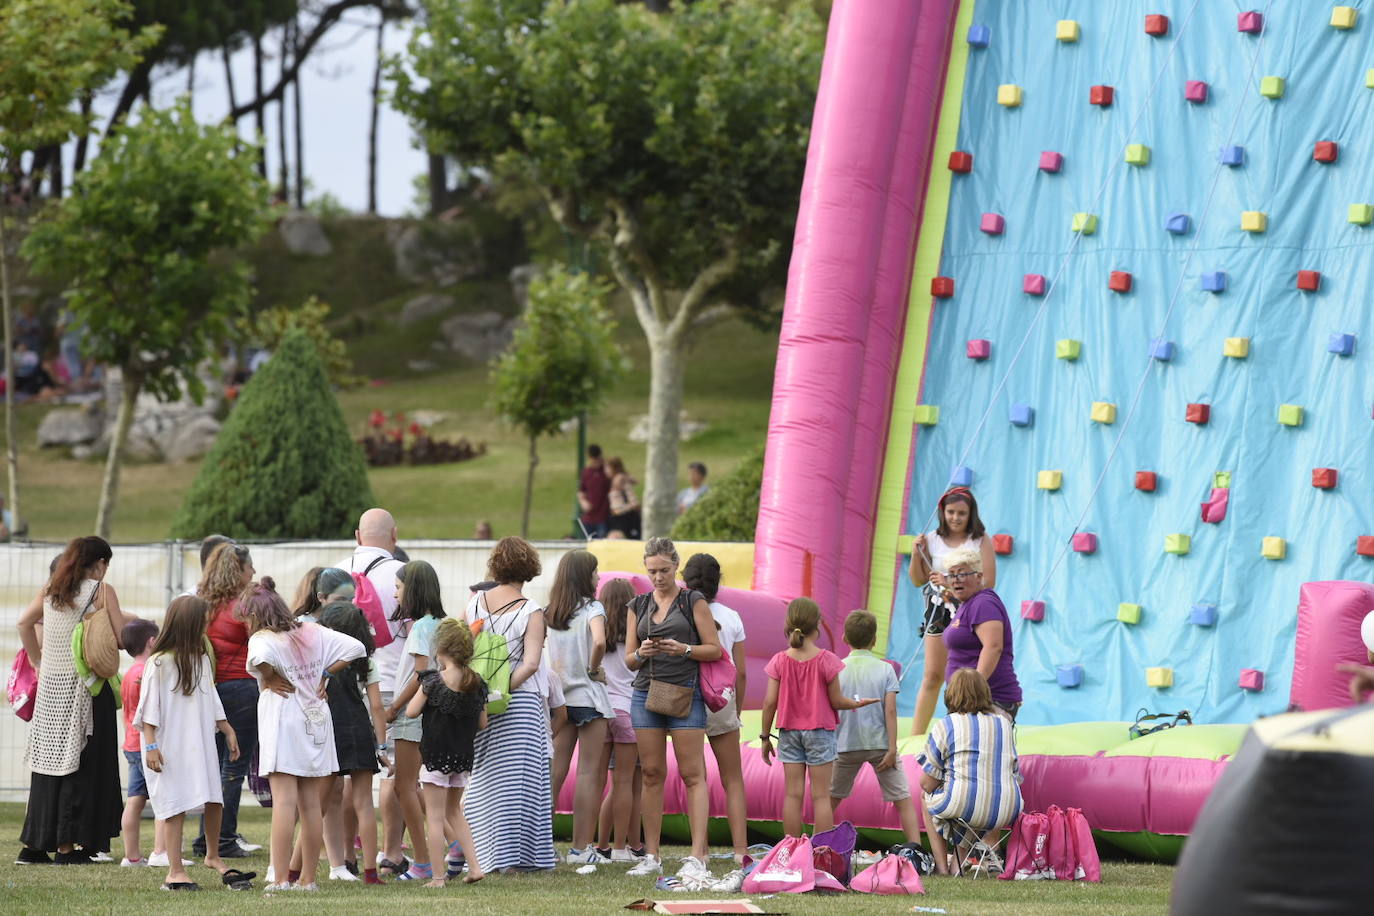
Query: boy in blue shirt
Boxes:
[{"xmin": 829, "ymin": 610, "xmax": 922, "ymax": 843}]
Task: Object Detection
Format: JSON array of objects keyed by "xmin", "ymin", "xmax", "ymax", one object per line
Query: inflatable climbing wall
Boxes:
[{"xmin": 757, "ymin": 2, "xmax": 1374, "ymax": 727}]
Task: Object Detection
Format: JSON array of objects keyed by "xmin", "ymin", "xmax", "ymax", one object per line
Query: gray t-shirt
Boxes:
[
  {"xmin": 631, "ymin": 589, "xmax": 705, "ymax": 690},
  {"xmin": 836, "ymin": 649, "xmax": 900, "ymax": 752}
]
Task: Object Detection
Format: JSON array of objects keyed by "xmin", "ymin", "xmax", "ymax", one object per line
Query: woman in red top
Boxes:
[{"xmin": 194, "ymin": 543, "xmax": 260, "ymax": 858}]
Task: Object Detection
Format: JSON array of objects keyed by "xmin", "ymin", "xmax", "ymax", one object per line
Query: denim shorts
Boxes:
[
  {"xmin": 777, "ymin": 728, "xmax": 838, "ymax": 766},
  {"xmin": 125, "ymin": 749, "xmax": 148, "ymax": 798},
  {"xmin": 389, "ymin": 710, "xmax": 422, "ymax": 744},
  {"xmin": 631, "ymin": 687, "xmax": 706, "ymax": 731}
]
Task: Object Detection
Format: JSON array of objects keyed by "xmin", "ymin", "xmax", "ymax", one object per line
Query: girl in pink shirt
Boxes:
[{"xmin": 760, "ymin": 598, "xmax": 877, "ymax": 837}]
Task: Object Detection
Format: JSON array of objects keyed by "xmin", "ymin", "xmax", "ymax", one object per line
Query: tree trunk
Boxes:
[
  {"xmin": 427, "ymin": 152, "xmax": 446, "ymax": 216},
  {"xmin": 277, "ymin": 22, "xmax": 290, "ymax": 201},
  {"xmin": 95, "ymin": 367, "xmax": 141, "ymax": 539},
  {"xmin": 253, "ymin": 31, "xmax": 267, "ymax": 178},
  {"xmin": 642, "ymin": 331, "xmax": 686, "ymax": 538},
  {"xmin": 522, "ymin": 433, "xmax": 539, "ymax": 538},
  {"xmin": 293, "ymin": 12, "xmax": 305, "ymax": 209},
  {"xmin": 73, "ymin": 92, "xmax": 93, "ymax": 175},
  {"xmin": 47, "ymin": 144, "xmax": 63, "ymax": 198},
  {"xmin": 103, "ymin": 58, "xmax": 153, "ymax": 138},
  {"xmin": 0, "ymin": 203, "xmax": 22, "ymax": 536},
  {"xmin": 366, "ymin": 13, "xmax": 385, "ymax": 214},
  {"xmin": 186, "ymin": 51, "xmax": 196, "ymax": 107},
  {"xmin": 222, "ymin": 44, "xmax": 238, "ymax": 113}
]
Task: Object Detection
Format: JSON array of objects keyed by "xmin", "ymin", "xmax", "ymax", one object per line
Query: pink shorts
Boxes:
[
  {"xmin": 419, "ymin": 766, "xmax": 469, "ymax": 789},
  {"xmin": 604, "ymin": 708, "xmax": 635, "ymax": 744}
]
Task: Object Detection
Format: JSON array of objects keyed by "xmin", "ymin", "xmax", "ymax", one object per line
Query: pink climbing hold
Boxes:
[
  {"xmin": 1039, "ymin": 150, "xmax": 1064, "ymax": 173},
  {"xmin": 981, "ymin": 212, "xmax": 1006, "ymax": 235},
  {"xmin": 1021, "ymin": 600, "xmax": 1045, "ymax": 621},
  {"xmin": 1185, "ymin": 80, "xmax": 1208, "ymax": 103},
  {"xmin": 1239, "ymin": 669, "xmax": 1264, "ymax": 691},
  {"xmin": 1237, "ymin": 11, "xmax": 1263, "ymax": 33},
  {"xmin": 1072, "ymin": 532, "xmax": 1098, "ymax": 554},
  {"xmin": 1200, "ymin": 487, "xmax": 1230, "ymax": 524},
  {"xmin": 966, "ymin": 339, "xmax": 991, "ymax": 360},
  {"xmin": 1023, "ymin": 273, "xmax": 1047, "ymax": 295}
]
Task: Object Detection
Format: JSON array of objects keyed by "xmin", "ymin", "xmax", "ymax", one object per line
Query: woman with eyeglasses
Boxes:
[
  {"xmin": 907, "ymin": 487, "xmax": 996, "ymax": 735},
  {"xmin": 940, "ymin": 547, "xmax": 1021, "ymax": 722},
  {"xmin": 194, "ymin": 542, "xmax": 263, "ymax": 859}
]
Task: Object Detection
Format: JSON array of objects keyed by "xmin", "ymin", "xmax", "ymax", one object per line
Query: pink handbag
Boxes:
[
  {"xmin": 697, "ymin": 652, "xmax": 737, "ymax": 713},
  {"xmin": 1001, "ymin": 810, "xmax": 1052, "ymax": 880},
  {"xmin": 8, "ymin": 649, "xmax": 37, "ymax": 722},
  {"xmin": 1046, "ymin": 805, "xmax": 1075, "ymax": 879},
  {"xmin": 850, "ymin": 854, "xmax": 925, "ymax": 895},
  {"xmin": 741, "ymin": 835, "xmax": 816, "ymax": 894}
]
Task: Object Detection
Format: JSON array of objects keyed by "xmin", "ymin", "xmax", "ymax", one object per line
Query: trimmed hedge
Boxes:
[
  {"xmin": 670, "ymin": 447, "xmax": 763, "ymax": 542},
  {"xmin": 170, "ymin": 329, "xmax": 375, "ymax": 539}
]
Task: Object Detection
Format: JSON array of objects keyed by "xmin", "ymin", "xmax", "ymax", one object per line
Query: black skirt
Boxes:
[
  {"xmin": 21, "ymin": 683, "xmax": 122, "ymax": 853},
  {"xmin": 327, "ymin": 679, "xmax": 379, "ymax": 774}
]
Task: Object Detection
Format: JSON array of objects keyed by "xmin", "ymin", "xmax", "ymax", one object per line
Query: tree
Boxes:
[
  {"xmin": 171, "ymin": 329, "xmax": 374, "ymax": 539},
  {"xmin": 238, "ymin": 295, "xmax": 363, "ymax": 390},
  {"xmin": 391, "ymin": 0, "xmax": 823, "ymax": 536},
  {"xmin": 490, "ymin": 265, "xmax": 628, "ymax": 537},
  {"xmin": 23, "ymin": 101, "xmax": 270, "ymax": 538},
  {"xmin": 0, "ymin": 0, "xmax": 158, "ymax": 537}
]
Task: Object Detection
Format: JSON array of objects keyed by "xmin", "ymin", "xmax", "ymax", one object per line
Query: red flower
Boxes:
[
  {"xmin": 368, "ymin": 409, "xmax": 385, "ymax": 428},
  {"xmin": 408, "ymin": 422, "xmax": 422, "ymax": 437}
]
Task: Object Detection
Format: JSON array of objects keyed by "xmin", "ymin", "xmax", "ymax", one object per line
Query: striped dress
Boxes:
[
  {"xmin": 464, "ymin": 597, "xmax": 557, "ymax": 873},
  {"xmin": 919, "ymin": 712, "xmax": 1022, "ymax": 843}
]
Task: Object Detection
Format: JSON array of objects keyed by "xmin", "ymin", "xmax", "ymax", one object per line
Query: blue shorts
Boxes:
[
  {"xmin": 125, "ymin": 749, "xmax": 148, "ymax": 798},
  {"xmin": 631, "ymin": 687, "xmax": 706, "ymax": 731},
  {"xmin": 777, "ymin": 728, "xmax": 838, "ymax": 766},
  {"xmin": 567, "ymin": 704, "xmax": 607, "ymax": 727}
]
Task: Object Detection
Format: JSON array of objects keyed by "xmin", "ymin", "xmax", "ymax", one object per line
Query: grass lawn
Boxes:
[
  {"xmin": 2, "ymin": 306, "xmax": 777, "ymax": 543},
  {"xmin": 0, "ymin": 804, "xmax": 1174, "ymax": 914}
]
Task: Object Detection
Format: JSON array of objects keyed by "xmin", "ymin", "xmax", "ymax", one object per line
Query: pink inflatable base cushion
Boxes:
[
  {"xmin": 598, "ymin": 572, "xmax": 839, "ymax": 709},
  {"xmin": 1291, "ymin": 580, "xmax": 1374, "ymax": 712}
]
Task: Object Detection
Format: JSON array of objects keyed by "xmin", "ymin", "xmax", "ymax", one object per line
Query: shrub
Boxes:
[
  {"xmin": 170, "ymin": 329, "xmax": 375, "ymax": 539},
  {"xmin": 670, "ymin": 447, "xmax": 763, "ymax": 542}
]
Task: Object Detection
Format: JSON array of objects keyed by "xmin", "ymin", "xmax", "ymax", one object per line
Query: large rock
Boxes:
[
  {"xmin": 398, "ymin": 293, "xmax": 456, "ymax": 327},
  {"xmin": 164, "ymin": 415, "xmax": 223, "ymax": 463},
  {"xmin": 439, "ymin": 311, "xmax": 517, "ymax": 363},
  {"xmin": 509, "ymin": 264, "xmax": 538, "ymax": 312},
  {"xmin": 279, "ymin": 210, "xmax": 332, "ymax": 256},
  {"xmin": 627, "ymin": 412, "xmax": 708, "ymax": 444},
  {"xmin": 392, "ymin": 222, "xmax": 484, "ymax": 286},
  {"xmin": 37, "ymin": 406, "xmax": 103, "ymax": 447}
]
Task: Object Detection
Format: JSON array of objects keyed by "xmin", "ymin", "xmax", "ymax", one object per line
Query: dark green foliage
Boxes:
[
  {"xmin": 670, "ymin": 447, "xmax": 763, "ymax": 542},
  {"xmin": 171, "ymin": 329, "xmax": 374, "ymax": 539}
]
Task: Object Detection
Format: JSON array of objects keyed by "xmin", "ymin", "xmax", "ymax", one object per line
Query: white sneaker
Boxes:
[
  {"xmin": 90, "ymin": 851, "xmax": 113, "ymax": 863},
  {"xmin": 288, "ymin": 882, "xmax": 319, "ymax": 891},
  {"xmin": 328, "ymin": 864, "xmax": 360, "ymax": 881},
  {"xmin": 610, "ymin": 847, "xmax": 643, "ymax": 863},
  {"xmin": 677, "ymin": 856, "xmax": 711, "ymax": 880},
  {"xmin": 262, "ymin": 882, "xmax": 293, "ymax": 893},
  {"xmin": 119, "ymin": 857, "xmax": 149, "ymax": 867},
  {"xmin": 235, "ymin": 836, "xmax": 263, "ymax": 853},
  {"xmin": 673, "ymin": 871, "xmax": 716, "ymax": 893},
  {"xmin": 146, "ymin": 852, "xmax": 195, "ymax": 867},
  {"xmin": 711, "ymin": 869, "xmax": 745, "ymax": 892},
  {"xmin": 265, "ymin": 865, "xmax": 275, "ymax": 883},
  {"xmin": 626, "ymin": 854, "xmax": 663, "ymax": 877},
  {"xmin": 564, "ymin": 847, "xmax": 608, "ymax": 866}
]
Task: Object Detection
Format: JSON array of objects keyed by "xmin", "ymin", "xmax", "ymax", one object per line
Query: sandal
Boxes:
[
  {"xmin": 379, "ymin": 856, "xmax": 410, "ymax": 875},
  {"xmin": 160, "ymin": 882, "xmax": 200, "ymax": 891},
  {"xmin": 218, "ymin": 868, "xmax": 257, "ymax": 885}
]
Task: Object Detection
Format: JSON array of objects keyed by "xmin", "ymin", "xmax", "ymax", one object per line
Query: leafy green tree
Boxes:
[
  {"xmin": 490, "ymin": 265, "xmax": 628, "ymax": 537},
  {"xmin": 670, "ymin": 447, "xmax": 763, "ymax": 542},
  {"xmin": 238, "ymin": 295, "xmax": 362, "ymax": 390},
  {"xmin": 0, "ymin": 0, "xmax": 158, "ymax": 536},
  {"xmin": 171, "ymin": 329, "xmax": 374, "ymax": 539},
  {"xmin": 391, "ymin": 0, "xmax": 822, "ymax": 537},
  {"xmin": 23, "ymin": 101, "xmax": 270, "ymax": 538}
]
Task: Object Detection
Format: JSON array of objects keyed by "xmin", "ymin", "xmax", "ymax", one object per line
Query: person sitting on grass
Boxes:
[{"xmin": 917, "ymin": 668, "xmax": 1022, "ymax": 875}]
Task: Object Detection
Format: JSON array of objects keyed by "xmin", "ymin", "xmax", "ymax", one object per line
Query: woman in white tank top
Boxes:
[{"xmin": 907, "ymin": 487, "xmax": 997, "ymax": 735}]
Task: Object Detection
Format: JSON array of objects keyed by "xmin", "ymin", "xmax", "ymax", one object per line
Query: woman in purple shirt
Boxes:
[{"xmin": 940, "ymin": 548, "xmax": 1022, "ymax": 721}]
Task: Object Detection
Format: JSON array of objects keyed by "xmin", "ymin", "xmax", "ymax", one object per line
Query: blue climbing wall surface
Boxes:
[{"xmin": 892, "ymin": 1, "xmax": 1373, "ymax": 726}]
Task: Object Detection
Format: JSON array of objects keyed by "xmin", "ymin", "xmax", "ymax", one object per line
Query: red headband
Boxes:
[{"xmin": 942, "ymin": 486, "xmax": 972, "ymax": 501}]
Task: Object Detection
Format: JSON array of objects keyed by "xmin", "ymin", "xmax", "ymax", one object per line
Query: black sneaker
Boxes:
[
  {"xmin": 217, "ymin": 844, "xmax": 251, "ymax": 858},
  {"xmin": 344, "ymin": 859, "xmax": 358, "ymax": 876},
  {"xmin": 54, "ymin": 849, "xmax": 96, "ymax": 865},
  {"xmin": 15, "ymin": 847, "xmax": 52, "ymax": 866}
]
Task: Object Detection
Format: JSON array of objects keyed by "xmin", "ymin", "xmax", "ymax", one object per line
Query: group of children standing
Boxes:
[{"xmin": 116, "ymin": 543, "xmax": 933, "ymax": 894}]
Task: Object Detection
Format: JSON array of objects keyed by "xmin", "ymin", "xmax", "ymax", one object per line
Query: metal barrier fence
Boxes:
[{"xmin": 0, "ymin": 539, "xmax": 574, "ymax": 801}]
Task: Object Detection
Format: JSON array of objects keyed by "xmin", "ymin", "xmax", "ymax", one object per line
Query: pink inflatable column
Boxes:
[
  {"xmin": 1290, "ymin": 581, "xmax": 1374, "ymax": 711},
  {"xmin": 755, "ymin": 0, "xmax": 958, "ymax": 622}
]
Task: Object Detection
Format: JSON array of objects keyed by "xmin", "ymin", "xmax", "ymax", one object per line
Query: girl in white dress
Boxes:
[
  {"xmin": 135, "ymin": 595, "xmax": 244, "ymax": 891},
  {"xmin": 241, "ymin": 582, "xmax": 365, "ymax": 892}
]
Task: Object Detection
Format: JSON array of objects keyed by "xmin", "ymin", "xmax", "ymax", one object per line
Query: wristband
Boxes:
[
  {"xmin": 376, "ymin": 744, "xmax": 388, "ymax": 753},
  {"xmin": 145, "ymin": 743, "xmax": 159, "ymax": 752},
  {"xmin": 759, "ymin": 734, "xmax": 774, "ymax": 743}
]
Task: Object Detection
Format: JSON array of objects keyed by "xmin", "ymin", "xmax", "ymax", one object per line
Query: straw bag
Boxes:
[{"xmin": 81, "ymin": 581, "xmax": 121, "ymax": 681}]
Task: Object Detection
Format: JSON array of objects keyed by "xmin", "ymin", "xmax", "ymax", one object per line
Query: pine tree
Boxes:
[{"xmin": 170, "ymin": 329, "xmax": 374, "ymax": 539}]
